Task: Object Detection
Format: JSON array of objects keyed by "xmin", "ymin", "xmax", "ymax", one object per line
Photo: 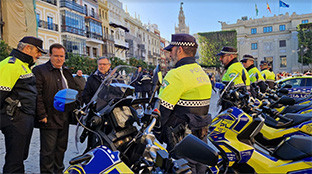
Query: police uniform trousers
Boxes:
[
  {"xmin": 1, "ymin": 110, "xmax": 34, "ymax": 173},
  {"xmin": 39, "ymin": 121, "xmax": 69, "ymax": 174}
]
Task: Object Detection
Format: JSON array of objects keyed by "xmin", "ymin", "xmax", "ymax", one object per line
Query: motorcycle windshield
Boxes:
[{"xmin": 89, "ymin": 65, "xmax": 139, "ymax": 112}]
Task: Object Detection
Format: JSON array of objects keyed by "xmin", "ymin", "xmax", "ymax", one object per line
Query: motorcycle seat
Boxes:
[
  {"xmin": 280, "ymin": 103, "xmax": 312, "ymax": 114},
  {"xmin": 264, "ymin": 112, "xmax": 312, "ymax": 129},
  {"xmin": 294, "ymin": 97, "xmax": 311, "ymax": 104},
  {"xmin": 284, "ymin": 113, "xmax": 312, "ymax": 126},
  {"xmin": 272, "ymin": 135, "xmax": 312, "ymax": 161}
]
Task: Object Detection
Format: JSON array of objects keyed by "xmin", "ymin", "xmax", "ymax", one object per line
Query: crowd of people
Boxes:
[{"xmin": 0, "ymin": 33, "xmax": 307, "ymax": 173}]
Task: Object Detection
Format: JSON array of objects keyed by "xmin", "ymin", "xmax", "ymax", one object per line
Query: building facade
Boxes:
[
  {"xmin": 221, "ymin": 12, "xmax": 312, "ymax": 73},
  {"xmin": 36, "ymin": 0, "xmax": 61, "ymax": 63},
  {"xmin": 99, "ymin": 0, "xmax": 114, "ymax": 58},
  {"xmin": 83, "ymin": 0, "xmax": 103, "ymax": 58},
  {"xmin": 1, "ymin": 0, "xmax": 165, "ymax": 66},
  {"xmin": 147, "ymin": 24, "xmax": 161, "ymax": 65},
  {"xmin": 60, "ymin": 0, "xmax": 87, "ymax": 56},
  {"xmin": 175, "ymin": 2, "xmax": 189, "ymax": 34},
  {"xmin": 108, "ymin": 0, "xmax": 128, "ymax": 61},
  {"xmin": 124, "ymin": 12, "xmax": 146, "ymax": 61}
]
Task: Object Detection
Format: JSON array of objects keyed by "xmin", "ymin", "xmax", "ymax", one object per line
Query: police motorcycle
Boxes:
[
  {"xmin": 219, "ymin": 77, "xmax": 312, "ymax": 148},
  {"xmin": 53, "ymin": 65, "xmax": 219, "ymax": 173},
  {"xmin": 245, "ymin": 88, "xmax": 312, "ymax": 149},
  {"xmin": 251, "ymin": 82, "xmax": 312, "ymax": 114},
  {"xmin": 209, "ymin": 76, "xmax": 312, "ymax": 173}
]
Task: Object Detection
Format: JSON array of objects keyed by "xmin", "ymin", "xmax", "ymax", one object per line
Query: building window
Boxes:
[
  {"xmin": 302, "ymin": 20, "xmax": 309, "ymax": 24},
  {"xmin": 251, "ymin": 43, "xmax": 258, "ymax": 50},
  {"xmin": 91, "ymin": 8, "xmax": 95, "ymax": 18},
  {"xmin": 93, "ymin": 47, "xmax": 97, "ymax": 57},
  {"xmin": 36, "ymin": 13, "xmax": 40, "ymax": 26},
  {"xmin": 279, "ymin": 40, "xmax": 286, "ymax": 47},
  {"xmin": 279, "ymin": 25, "xmax": 285, "ymax": 31},
  {"xmin": 62, "ymin": 10, "xmax": 86, "ymax": 36},
  {"xmin": 86, "ymin": 46, "xmax": 90, "ymax": 56},
  {"xmin": 280, "ymin": 56, "xmax": 287, "ymax": 67},
  {"xmin": 251, "ymin": 28, "xmax": 257, "ymax": 34},
  {"xmin": 47, "ymin": 16, "xmax": 53, "ymax": 30},
  {"xmin": 84, "ymin": 4, "xmax": 88, "ymax": 16},
  {"xmin": 263, "ymin": 26, "xmax": 272, "ymax": 33}
]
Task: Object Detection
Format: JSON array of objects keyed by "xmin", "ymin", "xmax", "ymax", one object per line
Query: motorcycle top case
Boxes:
[{"xmin": 65, "ymin": 145, "xmax": 133, "ymax": 174}]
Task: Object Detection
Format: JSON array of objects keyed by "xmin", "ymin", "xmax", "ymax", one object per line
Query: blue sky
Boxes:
[{"xmin": 119, "ymin": 0, "xmax": 312, "ymax": 41}]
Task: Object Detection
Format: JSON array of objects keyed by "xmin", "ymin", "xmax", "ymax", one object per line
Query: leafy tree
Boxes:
[
  {"xmin": 65, "ymin": 53, "xmax": 97, "ymax": 75},
  {"xmin": 129, "ymin": 57, "xmax": 148, "ymax": 69},
  {"xmin": 197, "ymin": 30, "xmax": 237, "ymax": 73},
  {"xmin": 0, "ymin": 40, "xmax": 12, "ymax": 61},
  {"xmin": 297, "ymin": 23, "xmax": 312, "ymax": 68},
  {"xmin": 148, "ymin": 64, "xmax": 156, "ymax": 71},
  {"xmin": 110, "ymin": 57, "xmax": 127, "ymax": 69}
]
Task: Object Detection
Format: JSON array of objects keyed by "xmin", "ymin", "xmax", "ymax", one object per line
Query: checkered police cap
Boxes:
[
  {"xmin": 216, "ymin": 46, "xmax": 238, "ymax": 56},
  {"xmin": 241, "ymin": 54, "xmax": 255, "ymax": 62},
  {"xmin": 164, "ymin": 34, "xmax": 198, "ymax": 51}
]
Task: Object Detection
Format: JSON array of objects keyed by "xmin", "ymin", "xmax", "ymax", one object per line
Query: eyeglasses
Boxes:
[{"xmin": 99, "ymin": 63, "xmax": 110, "ymax": 66}]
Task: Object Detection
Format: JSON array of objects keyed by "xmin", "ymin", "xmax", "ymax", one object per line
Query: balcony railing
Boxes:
[
  {"xmin": 41, "ymin": 0, "xmax": 57, "ymax": 5},
  {"xmin": 86, "ymin": 31, "xmax": 103, "ymax": 41},
  {"xmin": 61, "ymin": 25, "xmax": 85, "ymax": 36},
  {"xmin": 60, "ymin": 0, "xmax": 85, "ymax": 14},
  {"xmin": 103, "ymin": 34, "xmax": 114, "ymax": 41},
  {"xmin": 38, "ymin": 20, "xmax": 58, "ymax": 31}
]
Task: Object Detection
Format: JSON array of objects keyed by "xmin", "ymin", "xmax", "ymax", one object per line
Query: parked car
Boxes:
[{"xmin": 277, "ymin": 75, "xmax": 312, "ymax": 98}]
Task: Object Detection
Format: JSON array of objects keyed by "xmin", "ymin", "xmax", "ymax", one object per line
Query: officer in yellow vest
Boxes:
[
  {"xmin": 260, "ymin": 61, "xmax": 275, "ymax": 89},
  {"xmin": 217, "ymin": 47, "xmax": 250, "ymax": 89},
  {"xmin": 157, "ymin": 34, "xmax": 212, "ymax": 173},
  {"xmin": 0, "ymin": 36, "xmax": 46, "ymax": 173},
  {"xmin": 240, "ymin": 54, "xmax": 267, "ymax": 93}
]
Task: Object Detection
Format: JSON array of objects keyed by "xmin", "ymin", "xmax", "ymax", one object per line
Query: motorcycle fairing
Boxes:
[
  {"xmin": 65, "ymin": 146, "xmax": 133, "ymax": 174},
  {"xmin": 209, "ymin": 106, "xmax": 312, "ymax": 173},
  {"xmin": 260, "ymin": 120, "xmax": 312, "ymax": 141}
]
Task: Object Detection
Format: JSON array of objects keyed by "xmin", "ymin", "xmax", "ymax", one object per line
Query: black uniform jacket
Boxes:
[{"xmin": 33, "ymin": 61, "xmax": 76, "ymax": 129}]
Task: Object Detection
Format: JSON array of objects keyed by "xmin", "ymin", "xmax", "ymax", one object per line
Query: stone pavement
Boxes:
[{"xmin": 0, "ymin": 90, "xmax": 220, "ymax": 173}]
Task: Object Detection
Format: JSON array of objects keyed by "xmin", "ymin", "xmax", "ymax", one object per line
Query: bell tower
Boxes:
[{"xmin": 175, "ymin": 2, "xmax": 189, "ymax": 34}]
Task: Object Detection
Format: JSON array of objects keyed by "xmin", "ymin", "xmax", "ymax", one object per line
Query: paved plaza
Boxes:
[{"xmin": 0, "ymin": 90, "xmax": 220, "ymax": 173}]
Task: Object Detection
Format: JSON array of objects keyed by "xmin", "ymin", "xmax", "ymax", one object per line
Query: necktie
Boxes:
[{"xmin": 59, "ymin": 69, "xmax": 68, "ymax": 89}]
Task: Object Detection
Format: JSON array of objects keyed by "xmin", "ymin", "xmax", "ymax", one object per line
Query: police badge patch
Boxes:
[
  {"xmin": 161, "ymin": 80, "xmax": 169, "ymax": 89},
  {"xmin": 229, "ymin": 73, "xmax": 237, "ymax": 78}
]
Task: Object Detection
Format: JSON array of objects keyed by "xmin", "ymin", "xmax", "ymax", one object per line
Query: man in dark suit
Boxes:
[{"xmin": 33, "ymin": 43, "xmax": 76, "ymax": 173}]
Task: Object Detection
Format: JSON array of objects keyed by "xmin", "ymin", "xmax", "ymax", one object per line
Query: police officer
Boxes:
[
  {"xmin": 240, "ymin": 54, "xmax": 267, "ymax": 93},
  {"xmin": 0, "ymin": 36, "xmax": 46, "ymax": 173},
  {"xmin": 217, "ymin": 46, "xmax": 250, "ymax": 89},
  {"xmin": 260, "ymin": 61, "xmax": 275, "ymax": 89},
  {"xmin": 157, "ymin": 34, "xmax": 212, "ymax": 173}
]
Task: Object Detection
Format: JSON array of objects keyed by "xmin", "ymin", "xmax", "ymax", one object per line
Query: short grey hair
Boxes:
[
  {"xmin": 98, "ymin": 57, "xmax": 111, "ymax": 64},
  {"xmin": 17, "ymin": 42, "xmax": 34, "ymax": 51}
]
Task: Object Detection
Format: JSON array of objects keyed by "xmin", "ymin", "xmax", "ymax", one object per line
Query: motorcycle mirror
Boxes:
[
  {"xmin": 54, "ymin": 89, "xmax": 78, "ymax": 112},
  {"xmin": 278, "ymin": 95, "xmax": 296, "ymax": 105},
  {"xmin": 171, "ymin": 134, "xmax": 218, "ymax": 166}
]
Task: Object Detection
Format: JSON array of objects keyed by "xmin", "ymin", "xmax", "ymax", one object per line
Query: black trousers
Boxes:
[
  {"xmin": 39, "ymin": 123, "xmax": 69, "ymax": 174},
  {"xmin": 1, "ymin": 111, "xmax": 34, "ymax": 173}
]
